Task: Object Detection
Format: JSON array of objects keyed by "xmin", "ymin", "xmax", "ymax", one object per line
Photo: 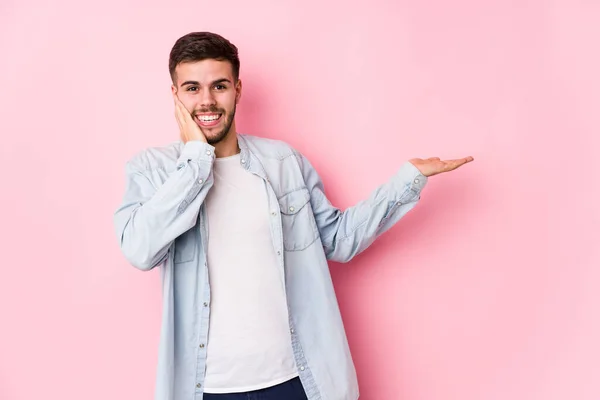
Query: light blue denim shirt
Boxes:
[{"xmin": 113, "ymin": 134, "xmax": 428, "ymax": 400}]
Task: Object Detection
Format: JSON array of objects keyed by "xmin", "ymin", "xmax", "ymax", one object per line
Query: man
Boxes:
[{"xmin": 113, "ymin": 31, "xmax": 473, "ymax": 400}]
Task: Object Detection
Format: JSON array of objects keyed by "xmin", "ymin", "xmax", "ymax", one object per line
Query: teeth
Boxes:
[{"xmin": 199, "ymin": 115, "xmax": 220, "ymax": 122}]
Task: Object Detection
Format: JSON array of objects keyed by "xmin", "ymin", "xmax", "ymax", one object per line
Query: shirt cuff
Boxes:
[
  {"xmin": 177, "ymin": 140, "xmax": 216, "ymax": 166},
  {"xmin": 395, "ymin": 161, "xmax": 428, "ymax": 193}
]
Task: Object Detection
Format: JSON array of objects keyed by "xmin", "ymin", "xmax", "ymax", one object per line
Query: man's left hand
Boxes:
[{"xmin": 409, "ymin": 156, "xmax": 474, "ymax": 177}]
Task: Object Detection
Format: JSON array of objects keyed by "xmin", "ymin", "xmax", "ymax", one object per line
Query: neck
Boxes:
[{"xmin": 213, "ymin": 124, "xmax": 240, "ymax": 158}]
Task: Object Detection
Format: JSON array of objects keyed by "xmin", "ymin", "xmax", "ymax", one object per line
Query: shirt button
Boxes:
[
  {"xmin": 204, "ymin": 302, "xmax": 208, "ymax": 307},
  {"xmin": 289, "ymin": 206, "xmax": 295, "ymax": 212},
  {"xmin": 271, "ymin": 211, "xmax": 276, "ymax": 216},
  {"xmin": 196, "ymin": 383, "xmax": 201, "ymax": 388},
  {"xmin": 241, "ymin": 159, "xmax": 246, "ymax": 164},
  {"xmin": 300, "ymin": 366, "xmax": 305, "ymax": 371},
  {"xmin": 206, "ymin": 150, "xmax": 211, "ymax": 156},
  {"xmin": 290, "ymin": 328, "xmax": 295, "ymax": 334},
  {"xmin": 277, "ymin": 251, "xmax": 281, "ymax": 255},
  {"xmin": 198, "ymin": 179, "xmax": 203, "ymax": 184},
  {"xmin": 414, "ymin": 178, "xmax": 420, "ymax": 184},
  {"xmin": 199, "ymin": 343, "xmax": 205, "ymax": 348}
]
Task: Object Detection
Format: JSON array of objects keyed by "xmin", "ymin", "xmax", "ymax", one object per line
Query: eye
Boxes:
[
  {"xmin": 214, "ymin": 84, "xmax": 227, "ymax": 90},
  {"xmin": 186, "ymin": 86, "xmax": 198, "ymax": 92}
]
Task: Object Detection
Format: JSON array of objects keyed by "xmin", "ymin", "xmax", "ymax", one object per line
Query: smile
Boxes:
[{"xmin": 196, "ymin": 113, "xmax": 223, "ymax": 126}]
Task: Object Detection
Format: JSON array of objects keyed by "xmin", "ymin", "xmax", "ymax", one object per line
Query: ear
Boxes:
[
  {"xmin": 171, "ymin": 84, "xmax": 177, "ymax": 95},
  {"xmin": 235, "ymin": 79, "xmax": 243, "ymax": 104}
]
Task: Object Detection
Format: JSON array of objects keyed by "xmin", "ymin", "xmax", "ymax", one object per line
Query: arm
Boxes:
[
  {"xmin": 113, "ymin": 141, "xmax": 215, "ymax": 271},
  {"xmin": 294, "ymin": 151, "xmax": 428, "ymax": 263}
]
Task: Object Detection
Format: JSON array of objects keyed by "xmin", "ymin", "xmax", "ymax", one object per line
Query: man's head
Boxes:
[{"xmin": 169, "ymin": 32, "xmax": 242, "ymax": 145}]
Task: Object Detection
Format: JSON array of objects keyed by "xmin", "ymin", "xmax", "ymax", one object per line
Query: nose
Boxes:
[{"xmin": 200, "ymin": 87, "xmax": 216, "ymax": 109}]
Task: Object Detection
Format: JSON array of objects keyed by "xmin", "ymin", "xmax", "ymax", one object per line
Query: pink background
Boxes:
[{"xmin": 1, "ymin": 0, "xmax": 599, "ymax": 399}]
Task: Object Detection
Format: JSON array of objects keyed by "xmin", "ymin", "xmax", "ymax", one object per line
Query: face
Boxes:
[{"xmin": 171, "ymin": 59, "xmax": 242, "ymax": 145}]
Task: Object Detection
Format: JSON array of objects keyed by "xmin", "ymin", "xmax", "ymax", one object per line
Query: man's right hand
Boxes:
[{"xmin": 173, "ymin": 92, "xmax": 207, "ymax": 144}]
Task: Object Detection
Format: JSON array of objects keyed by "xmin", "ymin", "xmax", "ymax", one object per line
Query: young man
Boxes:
[{"xmin": 113, "ymin": 32, "xmax": 473, "ymax": 400}]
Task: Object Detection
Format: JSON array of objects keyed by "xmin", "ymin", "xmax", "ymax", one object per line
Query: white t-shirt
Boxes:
[{"xmin": 202, "ymin": 153, "xmax": 298, "ymax": 393}]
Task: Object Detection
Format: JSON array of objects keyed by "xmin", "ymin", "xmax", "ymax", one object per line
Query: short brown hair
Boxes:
[{"xmin": 169, "ymin": 32, "xmax": 240, "ymax": 82}]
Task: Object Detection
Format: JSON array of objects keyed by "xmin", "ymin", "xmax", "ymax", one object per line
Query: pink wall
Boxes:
[{"xmin": 1, "ymin": 0, "xmax": 599, "ymax": 399}]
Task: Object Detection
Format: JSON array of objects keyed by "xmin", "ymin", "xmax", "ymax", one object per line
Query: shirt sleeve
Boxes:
[
  {"xmin": 113, "ymin": 141, "xmax": 216, "ymax": 270},
  {"xmin": 294, "ymin": 150, "xmax": 428, "ymax": 263}
]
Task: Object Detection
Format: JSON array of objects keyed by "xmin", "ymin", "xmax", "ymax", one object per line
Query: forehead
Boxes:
[{"xmin": 174, "ymin": 59, "xmax": 234, "ymax": 85}]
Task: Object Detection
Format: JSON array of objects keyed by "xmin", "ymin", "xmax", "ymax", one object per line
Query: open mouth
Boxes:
[{"xmin": 195, "ymin": 113, "xmax": 223, "ymax": 127}]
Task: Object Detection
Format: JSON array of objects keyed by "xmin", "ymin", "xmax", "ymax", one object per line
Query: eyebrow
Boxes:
[{"xmin": 180, "ymin": 78, "xmax": 232, "ymax": 87}]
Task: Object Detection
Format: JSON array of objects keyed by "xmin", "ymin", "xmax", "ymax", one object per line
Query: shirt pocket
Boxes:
[
  {"xmin": 174, "ymin": 227, "xmax": 197, "ymax": 264},
  {"xmin": 278, "ymin": 187, "xmax": 319, "ymax": 251}
]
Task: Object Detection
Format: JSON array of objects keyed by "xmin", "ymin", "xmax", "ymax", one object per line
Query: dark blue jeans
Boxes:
[{"xmin": 203, "ymin": 377, "xmax": 308, "ymax": 400}]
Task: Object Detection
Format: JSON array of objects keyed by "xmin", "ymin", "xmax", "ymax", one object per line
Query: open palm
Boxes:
[{"xmin": 409, "ymin": 156, "xmax": 474, "ymax": 177}]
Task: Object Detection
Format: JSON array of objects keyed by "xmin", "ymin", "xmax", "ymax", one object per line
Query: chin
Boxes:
[{"xmin": 205, "ymin": 130, "xmax": 230, "ymax": 145}]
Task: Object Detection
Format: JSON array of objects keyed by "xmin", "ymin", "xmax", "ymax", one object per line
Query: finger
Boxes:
[
  {"xmin": 173, "ymin": 91, "xmax": 183, "ymax": 108},
  {"xmin": 173, "ymin": 100, "xmax": 186, "ymax": 134},
  {"xmin": 173, "ymin": 95, "xmax": 195, "ymax": 122},
  {"xmin": 174, "ymin": 114, "xmax": 183, "ymax": 132},
  {"xmin": 172, "ymin": 93, "xmax": 188, "ymax": 142},
  {"xmin": 173, "ymin": 92, "xmax": 181, "ymax": 111},
  {"xmin": 173, "ymin": 93, "xmax": 191, "ymax": 117},
  {"xmin": 173, "ymin": 102, "xmax": 184, "ymax": 127},
  {"xmin": 182, "ymin": 107, "xmax": 195, "ymax": 123},
  {"xmin": 453, "ymin": 156, "xmax": 474, "ymax": 167},
  {"xmin": 173, "ymin": 94, "xmax": 189, "ymax": 119},
  {"xmin": 444, "ymin": 157, "xmax": 471, "ymax": 170}
]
